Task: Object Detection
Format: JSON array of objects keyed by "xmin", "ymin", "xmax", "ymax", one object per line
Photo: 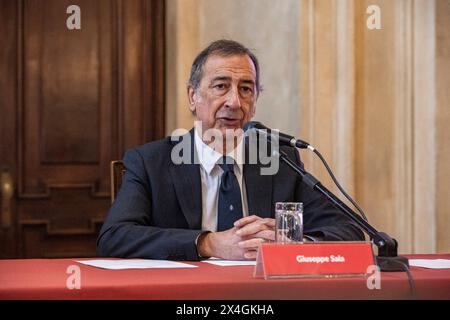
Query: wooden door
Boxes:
[{"xmin": 0, "ymin": 0, "xmax": 165, "ymax": 258}]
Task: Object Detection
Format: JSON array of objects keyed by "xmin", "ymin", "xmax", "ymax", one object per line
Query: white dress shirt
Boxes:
[{"xmin": 194, "ymin": 129, "xmax": 249, "ymax": 232}]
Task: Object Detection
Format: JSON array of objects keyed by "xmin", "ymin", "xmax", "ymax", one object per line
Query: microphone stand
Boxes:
[{"xmin": 276, "ymin": 150, "xmax": 409, "ymax": 272}]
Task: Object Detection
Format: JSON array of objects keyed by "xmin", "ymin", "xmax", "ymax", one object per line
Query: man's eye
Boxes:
[
  {"xmin": 214, "ymin": 84, "xmax": 227, "ymax": 90},
  {"xmin": 241, "ymin": 86, "xmax": 253, "ymax": 93}
]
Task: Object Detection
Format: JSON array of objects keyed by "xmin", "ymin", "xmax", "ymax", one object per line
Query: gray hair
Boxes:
[{"xmin": 188, "ymin": 39, "xmax": 262, "ymax": 94}]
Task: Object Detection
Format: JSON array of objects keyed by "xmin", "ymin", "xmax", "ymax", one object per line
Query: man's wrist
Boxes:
[{"xmin": 196, "ymin": 231, "xmax": 212, "ymax": 259}]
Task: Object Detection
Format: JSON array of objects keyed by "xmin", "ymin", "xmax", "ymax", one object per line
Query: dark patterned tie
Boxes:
[{"xmin": 217, "ymin": 156, "xmax": 243, "ymax": 231}]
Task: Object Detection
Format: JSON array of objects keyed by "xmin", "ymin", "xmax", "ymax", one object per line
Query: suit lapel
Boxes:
[
  {"xmin": 244, "ymin": 164, "xmax": 273, "ymax": 219},
  {"xmin": 169, "ymin": 129, "xmax": 202, "ymax": 229},
  {"xmin": 169, "ymin": 128, "xmax": 275, "ymax": 227}
]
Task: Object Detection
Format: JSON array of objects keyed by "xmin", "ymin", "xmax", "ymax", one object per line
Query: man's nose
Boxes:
[{"xmin": 225, "ymin": 86, "xmax": 242, "ymax": 109}]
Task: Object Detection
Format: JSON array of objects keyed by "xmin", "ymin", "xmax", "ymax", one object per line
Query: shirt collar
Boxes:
[{"xmin": 194, "ymin": 127, "xmax": 244, "ymax": 175}]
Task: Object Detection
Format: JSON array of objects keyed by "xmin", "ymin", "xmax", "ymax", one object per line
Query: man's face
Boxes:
[{"xmin": 188, "ymin": 54, "xmax": 258, "ymax": 139}]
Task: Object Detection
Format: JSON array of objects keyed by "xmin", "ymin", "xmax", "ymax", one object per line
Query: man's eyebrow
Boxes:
[
  {"xmin": 241, "ymin": 79, "xmax": 255, "ymax": 85},
  {"xmin": 210, "ymin": 76, "xmax": 232, "ymax": 82},
  {"xmin": 209, "ymin": 77, "xmax": 255, "ymax": 85}
]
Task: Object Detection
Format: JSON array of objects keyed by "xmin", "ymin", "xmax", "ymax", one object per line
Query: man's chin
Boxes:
[{"xmin": 219, "ymin": 126, "xmax": 244, "ymax": 136}]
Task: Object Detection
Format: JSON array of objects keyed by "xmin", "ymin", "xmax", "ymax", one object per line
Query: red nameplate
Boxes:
[{"xmin": 254, "ymin": 242, "xmax": 375, "ymax": 279}]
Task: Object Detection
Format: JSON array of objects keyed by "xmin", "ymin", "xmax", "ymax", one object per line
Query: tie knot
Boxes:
[{"xmin": 217, "ymin": 156, "xmax": 235, "ymax": 173}]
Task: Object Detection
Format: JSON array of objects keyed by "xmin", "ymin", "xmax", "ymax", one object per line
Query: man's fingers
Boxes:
[
  {"xmin": 254, "ymin": 229, "xmax": 275, "ymax": 241},
  {"xmin": 264, "ymin": 218, "xmax": 275, "ymax": 228},
  {"xmin": 234, "ymin": 215, "xmax": 274, "ymax": 227},
  {"xmin": 235, "ymin": 216, "xmax": 275, "ymax": 232},
  {"xmin": 243, "ymin": 250, "xmax": 258, "ymax": 260},
  {"xmin": 234, "ymin": 215, "xmax": 260, "ymax": 228},
  {"xmin": 239, "ymin": 230, "xmax": 275, "ymax": 242},
  {"xmin": 236, "ymin": 219, "xmax": 274, "ymax": 237},
  {"xmin": 235, "ymin": 222, "xmax": 266, "ymax": 237},
  {"xmin": 237, "ymin": 238, "xmax": 265, "ymax": 249}
]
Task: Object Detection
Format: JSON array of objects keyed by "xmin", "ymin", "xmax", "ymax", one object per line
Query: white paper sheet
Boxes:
[
  {"xmin": 75, "ymin": 259, "xmax": 198, "ymax": 270},
  {"xmin": 201, "ymin": 259, "xmax": 256, "ymax": 266},
  {"xmin": 409, "ymin": 259, "xmax": 450, "ymax": 269}
]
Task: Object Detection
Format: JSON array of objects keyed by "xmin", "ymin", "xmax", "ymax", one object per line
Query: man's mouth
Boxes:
[{"xmin": 218, "ymin": 117, "xmax": 241, "ymax": 125}]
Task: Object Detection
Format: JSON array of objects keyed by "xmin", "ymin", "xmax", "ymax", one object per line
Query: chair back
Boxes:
[{"xmin": 110, "ymin": 160, "xmax": 126, "ymax": 203}]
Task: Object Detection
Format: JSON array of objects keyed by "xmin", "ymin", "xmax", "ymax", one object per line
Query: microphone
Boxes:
[
  {"xmin": 244, "ymin": 121, "xmax": 410, "ymax": 272},
  {"xmin": 245, "ymin": 120, "xmax": 369, "ymax": 221},
  {"xmin": 243, "ymin": 121, "xmax": 311, "ymax": 149}
]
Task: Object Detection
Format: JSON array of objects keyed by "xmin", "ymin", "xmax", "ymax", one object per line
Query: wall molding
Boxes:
[
  {"xmin": 412, "ymin": 0, "xmax": 436, "ymax": 253},
  {"xmin": 393, "ymin": 0, "xmax": 414, "ymax": 253}
]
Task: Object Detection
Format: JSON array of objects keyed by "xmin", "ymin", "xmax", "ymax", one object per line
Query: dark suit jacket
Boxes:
[{"xmin": 97, "ymin": 129, "xmax": 364, "ymax": 260}]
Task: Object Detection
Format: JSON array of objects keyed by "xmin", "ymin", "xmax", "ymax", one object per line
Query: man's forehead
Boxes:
[{"xmin": 202, "ymin": 54, "xmax": 256, "ymax": 79}]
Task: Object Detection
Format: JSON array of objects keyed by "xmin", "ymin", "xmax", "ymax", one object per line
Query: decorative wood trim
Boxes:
[
  {"xmin": 98, "ymin": 0, "xmax": 115, "ymax": 193},
  {"xmin": 353, "ymin": 0, "xmax": 365, "ymax": 209},
  {"xmin": 17, "ymin": 183, "xmax": 109, "ymax": 199},
  {"xmin": 116, "ymin": 0, "xmax": 125, "ymax": 156},
  {"xmin": 412, "ymin": 0, "xmax": 436, "ymax": 253},
  {"xmin": 19, "ymin": 218, "xmax": 103, "ymax": 236},
  {"xmin": 299, "ymin": 0, "xmax": 355, "ymax": 200},
  {"xmin": 393, "ymin": 0, "xmax": 414, "ymax": 253},
  {"xmin": 20, "ymin": 219, "xmax": 103, "ymax": 258},
  {"xmin": 17, "ymin": 0, "xmax": 25, "ymax": 198},
  {"xmin": 143, "ymin": 0, "xmax": 165, "ymax": 142},
  {"xmin": 307, "ymin": 0, "xmax": 316, "ymax": 173},
  {"xmin": 335, "ymin": 0, "xmax": 355, "ymax": 196},
  {"xmin": 3, "ymin": 0, "xmax": 166, "ymax": 258},
  {"xmin": 298, "ymin": 0, "xmax": 316, "ymax": 171}
]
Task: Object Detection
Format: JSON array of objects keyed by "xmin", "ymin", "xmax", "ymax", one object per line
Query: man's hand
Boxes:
[
  {"xmin": 234, "ymin": 215, "xmax": 275, "ymax": 259},
  {"xmin": 197, "ymin": 215, "xmax": 274, "ymax": 260},
  {"xmin": 234, "ymin": 215, "xmax": 275, "ymax": 240}
]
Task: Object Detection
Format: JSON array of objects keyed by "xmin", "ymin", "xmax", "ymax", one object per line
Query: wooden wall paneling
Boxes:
[
  {"xmin": 145, "ymin": 0, "xmax": 165, "ymax": 141},
  {"xmin": 298, "ymin": 0, "xmax": 314, "ymax": 171},
  {"xmin": 412, "ymin": 0, "xmax": 437, "ymax": 253},
  {"xmin": 0, "ymin": 0, "xmax": 166, "ymax": 258},
  {"xmin": 19, "ymin": 0, "xmax": 105, "ymax": 197},
  {"xmin": 121, "ymin": 0, "xmax": 144, "ymax": 151},
  {"xmin": 311, "ymin": 0, "xmax": 337, "ymax": 189},
  {"xmin": 354, "ymin": 0, "xmax": 398, "ymax": 240},
  {"xmin": 393, "ymin": 0, "xmax": 414, "ymax": 253},
  {"xmin": 40, "ymin": 0, "xmax": 100, "ymax": 164},
  {"xmin": 119, "ymin": 0, "xmax": 165, "ymax": 154},
  {"xmin": 334, "ymin": 0, "xmax": 355, "ymax": 198},
  {"xmin": 299, "ymin": 0, "xmax": 356, "ymax": 207},
  {"xmin": 20, "ymin": 218, "xmax": 103, "ymax": 258},
  {"xmin": 0, "ymin": 1, "xmax": 19, "ymax": 258},
  {"xmin": 98, "ymin": 0, "xmax": 115, "ymax": 194}
]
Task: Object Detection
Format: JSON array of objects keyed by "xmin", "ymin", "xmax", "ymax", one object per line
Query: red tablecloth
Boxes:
[{"xmin": 0, "ymin": 254, "xmax": 449, "ymax": 300}]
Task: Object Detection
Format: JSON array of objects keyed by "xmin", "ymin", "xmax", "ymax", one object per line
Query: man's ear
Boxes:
[{"xmin": 187, "ymin": 86, "xmax": 196, "ymax": 113}]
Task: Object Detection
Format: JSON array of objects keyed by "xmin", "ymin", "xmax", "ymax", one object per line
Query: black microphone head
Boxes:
[
  {"xmin": 243, "ymin": 121, "xmax": 268, "ymax": 132},
  {"xmin": 243, "ymin": 121, "xmax": 311, "ymax": 149},
  {"xmin": 243, "ymin": 121, "xmax": 259, "ymax": 132}
]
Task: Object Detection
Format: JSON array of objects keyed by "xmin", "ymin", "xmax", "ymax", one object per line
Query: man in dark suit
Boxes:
[{"xmin": 97, "ymin": 39, "xmax": 364, "ymax": 261}]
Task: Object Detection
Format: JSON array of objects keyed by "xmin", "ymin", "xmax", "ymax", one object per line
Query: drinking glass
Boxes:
[{"xmin": 275, "ymin": 202, "xmax": 303, "ymax": 244}]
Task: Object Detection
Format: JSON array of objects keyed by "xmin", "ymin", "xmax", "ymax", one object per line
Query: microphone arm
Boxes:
[{"xmin": 275, "ymin": 149, "xmax": 409, "ymax": 272}]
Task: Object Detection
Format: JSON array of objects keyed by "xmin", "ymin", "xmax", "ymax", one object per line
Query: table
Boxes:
[{"xmin": 0, "ymin": 254, "xmax": 449, "ymax": 300}]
